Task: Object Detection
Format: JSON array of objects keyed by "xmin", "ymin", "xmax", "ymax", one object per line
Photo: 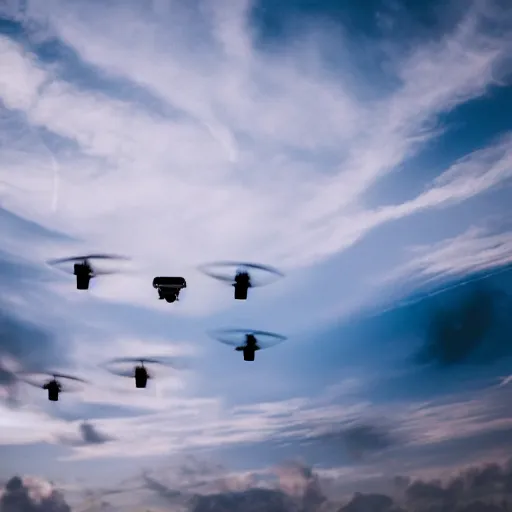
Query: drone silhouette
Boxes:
[
  {"xmin": 18, "ymin": 371, "xmax": 88, "ymax": 401},
  {"xmin": 102, "ymin": 357, "xmax": 185, "ymax": 389},
  {"xmin": 209, "ymin": 328, "xmax": 287, "ymax": 361},
  {"xmin": 198, "ymin": 261, "xmax": 284, "ymax": 300},
  {"xmin": 153, "ymin": 276, "xmax": 187, "ymax": 303},
  {"xmin": 47, "ymin": 254, "xmax": 129, "ymax": 290}
]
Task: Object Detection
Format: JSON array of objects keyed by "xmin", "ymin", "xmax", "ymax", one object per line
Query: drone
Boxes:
[
  {"xmin": 47, "ymin": 254, "xmax": 129, "ymax": 290},
  {"xmin": 209, "ymin": 328, "xmax": 287, "ymax": 361},
  {"xmin": 102, "ymin": 357, "xmax": 184, "ymax": 388},
  {"xmin": 153, "ymin": 276, "xmax": 187, "ymax": 303},
  {"xmin": 198, "ymin": 261, "xmax": 284, "ymax": 300},
  {"xmin": 18, "ymin": 371, "xmax": 88, "ymax": 401}
]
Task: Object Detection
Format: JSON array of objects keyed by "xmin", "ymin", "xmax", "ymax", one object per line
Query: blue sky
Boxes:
[{"xmin": 1, "ymin": 0, "xmax": 512, "ymax": 506}]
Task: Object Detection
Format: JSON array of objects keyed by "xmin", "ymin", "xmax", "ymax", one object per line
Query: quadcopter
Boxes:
[
  {"xmin": 47, "ymin": 254, "xmax": 129, "ymax": 290},
  {"xmin": 209, "ymin": 328, "xmax": 287, "ymax": 361},
  {"xmin": 18, "ymin": 371, "xmax": 88, "ymax": 401},
  {"xmin": 198, "ymin": 261, "xmax": 284, "ymax": 300},
  {"xmin": 102, "ymin": 356, "xmax": 185, "ymax": 389},
  {"xmin": 153, "ymin": 276, "xmax": 187, "ymax": 303}
]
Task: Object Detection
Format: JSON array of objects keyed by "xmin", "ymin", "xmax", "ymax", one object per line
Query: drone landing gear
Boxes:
[
  {"xmin": 158, "ymin": 288, "xmax": 179, "ymax": 303},
  {"xmin": 158, "ymin": 288, "xmax": 180, "ymax": 304},
  {"xmin": 234, "ymin": 284, "xmax": 248, "ymax": 300}
]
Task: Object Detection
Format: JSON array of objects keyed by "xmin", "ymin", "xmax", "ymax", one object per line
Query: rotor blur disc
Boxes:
[
  {"xmin": 102, "ymin": 356, "xmax": 187, "ymax": 379},
  {"xmin": 208, "ymin": 328, "xmax": 287, "ymax": 349},
  {"xmin": 47, "ymin": 254, "xmax": 130, "ymax": 276},
  {"xmin": 17, "ymin": 371, "xmax": 88, "ymax": 393},
  {"xmin": 198, "ymin": 261, "xmax": 284, "ymax": 287}
]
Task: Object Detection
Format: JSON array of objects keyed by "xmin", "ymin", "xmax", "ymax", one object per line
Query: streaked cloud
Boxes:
[{"xmin": 0, "ymin": 0, "xmax": 512, "ymax": 493}]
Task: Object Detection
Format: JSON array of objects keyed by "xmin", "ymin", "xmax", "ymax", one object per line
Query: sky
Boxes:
[{"xmin": 0, "ymin": 0, "xmax": 512, "ymax": 510}]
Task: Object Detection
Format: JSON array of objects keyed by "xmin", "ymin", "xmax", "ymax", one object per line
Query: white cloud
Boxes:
[
  {"xmin": 0, "ymin": 0, "xmax": 510, "ymax": 318},
  {"xmin": 0, "ymin": 404, "xmax": 75, "ymax": 444},
  {"xmin": 2, "ymin": 0, "xmax": 512, "ymax": 481},
  {"xmin": 0, "ymin": 36, "xmax": 47, "ymax": 112},
  {"xmin": 381, "ymin": 222, "xmax": 512, "ymax": 293},
  {"xmin": 6, "ymin": 360, "xmax": 511, "ymax": 464}
]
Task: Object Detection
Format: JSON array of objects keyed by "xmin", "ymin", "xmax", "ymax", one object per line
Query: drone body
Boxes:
[
  {"xmin": 134, "ymin": 364, "xmax": 149, "ymax": 388},
  {"xmin": 153, "ymin": 276, "xmax": 187, "ymax": 304},
  {"xmin": 43, "ymin": 379, "xmax": 62, "ymax": 401},
  {"xmin": 74, "ymin": 261, "xmax": 93, "ymax": 290},
  {"xmin": 233, "ymin": 271, "xmax": 251, "ymax": 300},
  {"xmin": 235, "ymin": 334, "xmax": 261, "ymax": 361}
]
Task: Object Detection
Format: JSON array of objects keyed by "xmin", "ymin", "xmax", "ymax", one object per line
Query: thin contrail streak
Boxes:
[
  {"xmin": 498, "ymin": 375, "xmax": 512, "ymax": 388},
  {"xmin": 29, "ymin": 125, "xmax": 61, "ymax": 212},
  {"xmin": 203, "ymin": 120, "xmax": 238, "ymax": 163},
  {"xmin": 40, "ymin": 137, "xmax": 60, "ymax": 212}
]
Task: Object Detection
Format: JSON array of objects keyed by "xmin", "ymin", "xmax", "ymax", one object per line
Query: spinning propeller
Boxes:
[
  {"xmin": 47, "ymin": 254, "xmax": 130, "ymax": 290},
  {"xmin": 102, "ymin": 356, "xmax": 186, "ymax": 388},
  {"xmin": 198, "ymin": 261, "xmax": 284, "ymax": 300},
  {"xmin": 209, "ymin": 328, "xmax": 287, "ymax": 351},
  {"xmin": 47, "ymin": 254, "xmax": 130, "ymax": 277}
]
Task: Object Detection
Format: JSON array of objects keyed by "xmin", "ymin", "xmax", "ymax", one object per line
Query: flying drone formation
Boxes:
[{"xmin": 11, "ymin": 256, "xmax": 288, "ymax": 401}]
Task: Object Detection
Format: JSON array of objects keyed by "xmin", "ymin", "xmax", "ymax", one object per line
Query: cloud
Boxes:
[
  {"xmin": 274, "ymin": 460, "xmax": 326, "ymax": 510},
  {"xmin": 399, "ymin": 459, "xmax": 512, "ymax": 511},
  {"xmin": 328, "ymin": 423, "xmax": 397, "ymax": 461},
  {"xmin": 57, "ymin": 421, "xmax": 115, "ymax": 447},
  {"xmin": 382, "ymin": 223, "xmax": 512, "ymax": 291},
  {"xmin": 0, "ymin": 0, "xmax": 511, "ymax": 317},
  {"xmin": 43, "ymin": 375, "xmax": 512, "ymax": 471},
  {"xmin": 0, "ymin": 475, "xmax": 71, "ymax": 512},
  {"xmin": 189, "ymin": 488, "xmax": 297, "ymax": 512},
  {"xmin": 65, "ymin": 456, "xmax": 512, "ymax": 512},
  {"xmin": 0, "ymin": 306, "xmax": 60, "ymax": 373},
  {"xmin": 1, "ymin": 1, "xmax": 512, "ymax": 494},
  {"xmin": 340, "ymin": 493, "xmax": 400, "ymax": 512}
]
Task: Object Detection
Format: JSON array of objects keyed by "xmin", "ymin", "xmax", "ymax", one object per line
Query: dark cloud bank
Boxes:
[
  {"xmin": 186, "ymin": 458, "xmax": 512, "ymax": 512},
  {"xmin": 6, "ymin": 457, "xmax": 512, "ymax": 512},
  {"xmin": 0, "ymin": 476, "xmax": 70, "ymax": 512}
]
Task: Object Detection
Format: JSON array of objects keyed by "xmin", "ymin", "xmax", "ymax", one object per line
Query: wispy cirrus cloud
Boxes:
[
  {"xmin": 1, "ymin": 0, "xmax": 512, "ymax": 488},
  {"xmin": 0, "ymin": 0, "xmax": 511, "ymax": 317},
  {"xmin": 389, "ymin": 223, "xmax": 512, "ymax": 285}
]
